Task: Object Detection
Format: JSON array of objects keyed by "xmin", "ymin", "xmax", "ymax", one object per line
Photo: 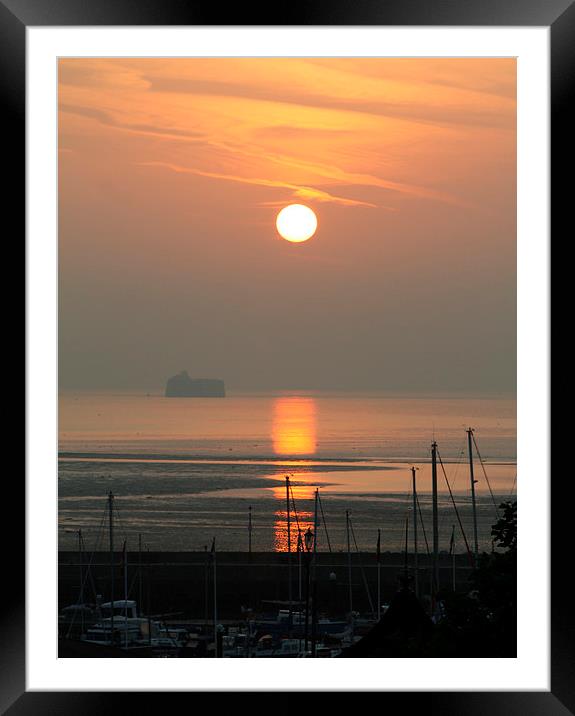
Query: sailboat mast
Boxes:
[
  {"xmin": 213, "ymin": 538, "xmax": 218, "ymax": 658},
  {"xmin": 377, "ymin": 528, "xmax": 381, "ymax": 621},
  {"xmin": 467, "ymin": 428, "xmax": 479, "ymax": 559},
  {"xmin": 451, "ymin": 524, "xmax": 456, "ymax": 591},
  {"xmin": 311, "ymin": 489, "xmax": 319, "ymax": 657},
  {"xmin": 313, "ymin": 489, "xmax": 319, "ymax": 553},
  {"xmin": 78, "ymin": 529, "xmax": 84, "ymax": 634},
  {"xmin": 298, "ymin": 533, "xmax": 304, "ymax": 609},
  {"xmin": 247, "ymin": 506, "xmax": 253, "ymax": 614},
  {"xmin": 204, "ymin": 544, "xmax": 209, "ymax": 625},
  {"xmin": 403, "ymin": 515, "xmax": 409, "ymax": 579},
  {"xmin": 286, "ymin": 476, "xmax": 292, "ymax": 633},
  {"xmin": 147, "ymin": 545, "xmax": 152, "ymax": 645},
  {"xmin": 431, "ymin": 442, "xmax": 439, "ymax": 595},
  {"xmin": 411, "ymin": 466, "xmax": 419, "ymax": 598},
  {"xmin": 123, "ymin": 540, "xmax": 128, "ymax": 649},
  {"xmin": 346, "ymin": 510, "xmax": 353, "ymax": 618},
  {"xmin": 108, "ymin": 490, "xmax": 114, "ymax": 644},
  {"xmin": 78, "ymin": 529, "xmax": 83, "ymax": 605},
  {"xmin": 138, "ymin": 533, "xmax": 143, "ymax": 616}
]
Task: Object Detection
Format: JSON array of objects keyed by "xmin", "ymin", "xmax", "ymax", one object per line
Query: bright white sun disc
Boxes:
[{"xmin": 276, "ymin": 204, "xmax": 317, "ymax": 242}]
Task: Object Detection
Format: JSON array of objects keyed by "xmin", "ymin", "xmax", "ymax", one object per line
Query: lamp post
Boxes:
[{"xmin": 303, "ymin": 526, "xmax": 314, "ymax": 654}]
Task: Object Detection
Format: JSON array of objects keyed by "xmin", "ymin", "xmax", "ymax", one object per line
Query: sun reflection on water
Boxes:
[
  {"xmin": 271, "ymin": 397, "xmax": 318, "ymax": 551},
  {"xmin": 272, "ymin": 396, "xmax": 317, "ymax": 456},
  {"xmin": 272, "ymin": 480, "xmax": 317, "ymax": 552},
  {"xmin": 273, "ymin": 505, "xmax": 315, "ymax": 553}
]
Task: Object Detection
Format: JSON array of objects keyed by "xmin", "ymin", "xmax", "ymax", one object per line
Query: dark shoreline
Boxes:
[{"xmin": 59, "ymin": 452, "xmax": 517, "ymax": 465}]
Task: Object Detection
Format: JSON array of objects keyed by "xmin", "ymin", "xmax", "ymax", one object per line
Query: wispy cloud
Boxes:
[
  {"xmin": 144, "ymin": 61, "xmax": 515, "ymax": 130},
  {"xmin": 59, "ymin": 57, "xmax": 515, "ymax": 215},
  {"xmin": 137, "ymin": 161, "xmax": 378, "ymax": 208},
  {"xmin": 60, "ymin": 103, "xmax": 205, "ymax": 142}
]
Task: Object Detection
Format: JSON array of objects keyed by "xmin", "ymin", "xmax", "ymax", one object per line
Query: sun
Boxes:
[{"xmin": 276, "ymin": 204, "xmax": 317, "ymax": 243}]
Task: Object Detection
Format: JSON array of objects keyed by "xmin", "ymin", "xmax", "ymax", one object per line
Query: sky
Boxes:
[{"xmin": 58, "ymin": 58, "xmax": 516, "ymax": 395}]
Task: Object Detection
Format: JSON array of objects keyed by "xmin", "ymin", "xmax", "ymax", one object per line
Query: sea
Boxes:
[{"xmin": 59, "ymin": 391, "xmax": 516, "ymax": 554}]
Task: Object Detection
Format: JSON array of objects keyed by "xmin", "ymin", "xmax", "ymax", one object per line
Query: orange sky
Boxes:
[{"xmin": 59, "ymin": 58, "xmax": 516, "ymax": 393}]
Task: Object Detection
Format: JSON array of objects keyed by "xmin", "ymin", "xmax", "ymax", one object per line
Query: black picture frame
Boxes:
[{"xmin": 8, "ymin": 0, "xmax": 566, "ymax": 710}]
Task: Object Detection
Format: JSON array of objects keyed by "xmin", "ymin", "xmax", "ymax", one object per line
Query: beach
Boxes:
[{"xmin": 59, "ymin": 391, "xmax": 516, "ymax": 553}]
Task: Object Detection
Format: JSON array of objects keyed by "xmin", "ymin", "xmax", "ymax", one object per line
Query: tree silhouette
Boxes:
[
  {"xmin": 491, "ymin": 501, "xmax": 517, "ymax": 551},
  {"xmin": 433, "ymin": 500, "xmax": 517, "ymax": 656}
]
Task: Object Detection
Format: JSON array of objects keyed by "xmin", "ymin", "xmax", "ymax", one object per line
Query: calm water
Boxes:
[{"xmin": 59, "ymin": 392, "xmax": 516, "ymax": 553}]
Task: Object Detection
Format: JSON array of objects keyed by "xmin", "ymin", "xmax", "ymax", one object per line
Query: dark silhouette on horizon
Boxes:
[{"xmin": 165, "ymin": 371, "xmax": 225, "ymax": 398}]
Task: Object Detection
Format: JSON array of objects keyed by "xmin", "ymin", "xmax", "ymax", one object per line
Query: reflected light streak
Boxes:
[
  {"xmin": 273, "ymin": 506, "xmax": 314, "ymax": 553},
  {"xmin": 272, "ymin": 396, "xmax": 317, "ymax": 456},
  {"xmin": 271, "ymin": 397, "xmax": 318, "ymax": 550},
  {"xmin": 271, "ymin": 479, "xmax": 317, "ymax": 552}
]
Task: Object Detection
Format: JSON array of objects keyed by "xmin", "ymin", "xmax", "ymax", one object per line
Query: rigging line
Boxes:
[
  {"xmin": 416, "ymin": 494, "xmax": 431, "ymax": 556},
  {"xmin": 65, "ymin": 503, "xmax": 109, "ymax": 638},
  {"xmin": 84, "ymin": 515, "xmax": 107, "ymax": 602},
  {"xmin": 348, "ymin": 516, "xmax": 375, "ymax": 614},
  {"xmin": 83, "ymin": 503, "xmax": 108, "ymax": 578},
  {"xmin": 289, "ymin": 484, "xmax": 303, "ymax": 538},
  {"xmin": 448, "ymin": 524, "xmax": 456, "ymax": 556},
  {"xmin": 448, "ymin": 450, "xmax": 465, "ymax": 491},
  {"xmin": 127, "ymin": 542, "xmax": 147, "ymax": 598},
  {"xmin": 438, "ymin": 438, "xmax": 466, "ymax": 534},
  {"xmin": 111, "ymin": 500, "xmax": 131, "ymax": 546},
  {"xmin": 507, "ymin": 473, "xmax": 517, "ymax": 502},
  {"xmin": 289, "ymin": 484, "xmax": 300, "ymax": 528},
  {"xmin": 471, "ymin": 432, "xmax": 500, "ymax": 516},
  {"xmin": 79, "ymin": 531, "xmax": 98, "ymax": 601},
  {"xmin": 116, "ymin": 542, "xmax": 130, "ymax": 601},
  {"xmin": 404, "ymin": 475, "xmax": 412, "ymax": 543},
  {"xmin": 85, "ymin": 504, "xmax": 110, "ymax": 601},
  {"xmin": 127, "ymin": 572, "xmax": 138, "ymax": 598},
  {"xmin": 439, "ymin": 439, "xmax": 465, "ymax": 528},
  {"xmin": 402, "ymin": 497, "xmax": 411, "ymax": 574},
  {"xmin": 437, "ymin": 448, "xmax": 475, "ymax": 568},
  {"xmin": 289, "ymin": 484, "xmax": 306, "ymax": 561},
  {"xmin": 317, "ymin": 490, "xmax": 332, "ymax": 553},
  {"xmin": 414, "ymin": 449, "xmax": 432, "ymax": 558},
  {"xmin": 82, "ymin": 494, "xmax": 108, "ymax": 556},
  {"xmin": 403, "ymin": 481, "xmax": 413, "ymax": 565},
  {"xmin": 76, "ymin": 531, "xmax": 88, "ymax": 604}
]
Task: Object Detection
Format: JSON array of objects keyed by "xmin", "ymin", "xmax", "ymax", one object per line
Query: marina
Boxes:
[{"xmin": 58, "ymin": 426, "xmax": 516, "ymax": 658}]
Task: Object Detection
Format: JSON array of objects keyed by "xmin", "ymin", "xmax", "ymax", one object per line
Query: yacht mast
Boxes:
[
  {"xmin": 346, "ymin": 510, "xmax": 353, "ymax": 619},
  {"xmin": 467, "ymin": 428, "xmax": 479, "ymax": 559},
  {"xmin": 403, "ymin": 515, "xmax": 409, "ymax": 580},
  {"xmin": 450, "ymin": 524, "xmax": 456, "ymax": 591},
  {"xmin": 78, "ymin": 529, "xmax": 84, "ymax": 634},
  {"xmin": 411, "ymin": 466, "xmax": 419, "ymax": 598},
  {"xmin": 376, "ymin": 528, "xmax": 381, "ymax": 620},
  {"xmin": 77, "ymin": 529, "xmax": 84, "ymax": 606},
  {"xmin": 286, "ymin": 476, "xmax": 292, "ymax": 635},
  {"xmin": 311, "ymin": 489, "xmax": 319, "ymax": 657},
  {"xmin": 431, "ymin": 442, "xmax": 439, "ymax": 596},
  {"xmin": 297, "ymin": 531, "xmax": 303, "ymax": 602},
  {"xmin": 123, "ymin": 540, "xmax": 128, "ymax": 649},
  {"xmin": 138, "ymin": 533, "xmax": 143, "ymax": 616},
  {"xmin": 212, "ymin": 538, "xmax": 218, "ymax": 657},
  {"xmin": 108, "ymin": 490, "xmax": 114, "ymax": 644},
  {"xmin": 248, "ymin": 505, "xmax": 252, "ymax": 555}
]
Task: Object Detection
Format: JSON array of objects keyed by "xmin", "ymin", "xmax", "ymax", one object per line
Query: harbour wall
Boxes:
[{"xmin": 59, "ymin": 550, "xmax": 475, "ymax": 619}]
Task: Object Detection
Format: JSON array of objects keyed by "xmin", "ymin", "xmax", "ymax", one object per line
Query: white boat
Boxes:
[{"xmin": 81, "ymin": 599, "xmax": 186, "ymax": 653}]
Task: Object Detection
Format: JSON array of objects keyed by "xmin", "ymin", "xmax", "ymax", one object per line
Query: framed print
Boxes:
[{"xmin": 9, "ymin": 0, "xmax": 567, "ymax": 709}]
